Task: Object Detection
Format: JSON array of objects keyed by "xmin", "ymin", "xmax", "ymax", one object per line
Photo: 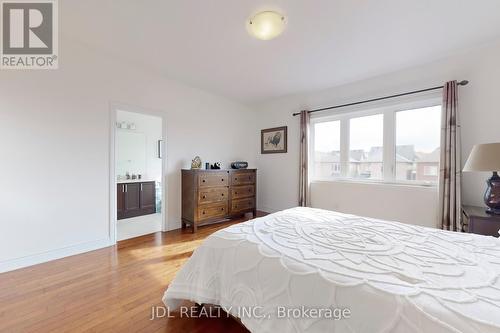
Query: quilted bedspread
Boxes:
[{"xmin": 163, "ymin": 207, "xmax": 500, "ymax": 332}]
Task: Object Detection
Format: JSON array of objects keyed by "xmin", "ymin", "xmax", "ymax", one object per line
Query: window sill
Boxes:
[{"xmin": 311, "ymin": 178, "xmax": 438, "ymax": 189}]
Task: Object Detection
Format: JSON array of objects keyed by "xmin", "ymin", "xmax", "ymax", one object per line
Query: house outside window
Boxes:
[
  {"xmin": 310, "ymin": 99, "xmax": 441, "ymax": 186},
  {"xmin": 423, "ymin": 165, "xmax": 439, "ymax": 177}
]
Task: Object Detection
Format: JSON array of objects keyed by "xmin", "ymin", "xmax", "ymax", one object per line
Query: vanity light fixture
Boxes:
[
  {"xmin": 247, "ymin": 11, "xmax": 286, "ymax": 40},
  {"xmin": 116, "ymin": 121, "xmax": 136, "ymax": 130}
]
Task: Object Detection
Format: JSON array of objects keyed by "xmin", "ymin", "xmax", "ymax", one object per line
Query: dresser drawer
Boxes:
[
  {"xmin": 197, "ymin": 202, "xmax": 228, "ymax": 221},
  {"xmin": 199, "ymin": 172, "xmax": 229, "ymax": 187},
  {"xmin": 469, "ymin": 218, "xmax": 500, "ymax": 237},
  {"xmin": 231, "ymin": 185, "xmax": 255, "ymax": 200},
  {"xmin": 231, "ymin": 198, "xmax": 255, "ymax": 213},
  {"xmin": 231, "ymin": 171, "xmax": 255, "ymax": 185},
  {"xmin": 198, "ymin": 187, "xmax": 228, "ymax": 204}
]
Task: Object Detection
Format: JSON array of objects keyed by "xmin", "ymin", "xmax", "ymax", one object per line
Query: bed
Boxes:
[{"xmin": 163, "ymin": 207, "xmax": 500, "ymax": 332}]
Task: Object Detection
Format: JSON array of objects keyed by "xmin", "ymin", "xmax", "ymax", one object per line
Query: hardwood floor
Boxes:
[{"xmin": 0, "ymin": 213, "xmax": 267, "ymax": 333}]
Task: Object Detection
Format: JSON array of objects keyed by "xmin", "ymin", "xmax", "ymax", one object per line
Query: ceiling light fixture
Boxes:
[{"xmin": 247, "ymin": 11, "xmax": 286, "ymax": 41}]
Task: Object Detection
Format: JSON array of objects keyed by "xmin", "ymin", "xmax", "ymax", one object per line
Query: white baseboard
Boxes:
[
  {"xmin": 258, "ymin": 206, "xmax": 280, "ymax": 214},
  {"xmin": 0, "ymin": 238, "xmax": 113, "ymax": 273}
]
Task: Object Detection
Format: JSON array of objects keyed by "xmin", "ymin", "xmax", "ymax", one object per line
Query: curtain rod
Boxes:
[{"xmin": 292, "ymin": 80, "xmax": 469, "ymax": 116}]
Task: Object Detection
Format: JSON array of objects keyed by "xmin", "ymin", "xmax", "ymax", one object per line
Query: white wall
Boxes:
[
  {"xmin": 311, "ymin": 182, "xmax": 438, "ymax": 227},
  {"xmin": 116, "ymin": 110, "xmax": 162, "ymax": 181},
  {"xmin": 255, "ymin": 40, "xmax": 500, "ymax": 226},
  {"xmin": 0, "ymin": 39, "xmax": 256, "ymax": 272},
  {"xmin": 3, "ymin": 36, "xmax": 500, "ymax": 272}
]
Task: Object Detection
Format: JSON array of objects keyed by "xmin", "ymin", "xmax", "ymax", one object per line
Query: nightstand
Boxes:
[{"xmin": 462, "ymin": 205, "xmax": 500, "ymax": 237}]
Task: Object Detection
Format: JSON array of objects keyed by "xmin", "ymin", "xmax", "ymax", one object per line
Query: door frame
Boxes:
[{"xmin": 109, "ymin": 102, "xmax": 168, "ymax": 245}]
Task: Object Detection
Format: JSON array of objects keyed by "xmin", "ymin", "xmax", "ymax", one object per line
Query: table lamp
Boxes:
[{"xmin": 463, "ymin": 143, "xmax": 500, "ymax": 214}]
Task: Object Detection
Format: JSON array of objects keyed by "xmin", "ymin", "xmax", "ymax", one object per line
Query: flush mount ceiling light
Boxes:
[{"xmin": 247, "ymin": 11, "xmax": 286, "ymax": 40}]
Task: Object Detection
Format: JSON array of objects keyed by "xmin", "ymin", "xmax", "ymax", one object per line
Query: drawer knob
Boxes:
[
  {"xmin": 221, "ymin": 179, "xmax": 225, "ymax": 182},
  {"xmin": 202, "ymin": 195, "xmax": 206, "ymax": 199},
  {"xmin": 202, "ymin": 180, "xmax": 206, "ymax": 183},
  {"xmin": 235, "ymin": 177, "xmax": 238, "ymax": 180},
  {"xmin": 221, "ymin": 193, "xmax": 224, "ymax": 196},
  {"xmin": 202, "ymin": 211, "xmax": 206, "ymax": 215},
  {"xmin": 235, "ymin": 192, "xmax": 238, "ymax": 195},
  {"xmin": 221, "ymin": 208, "xmax": 224, "ymax": 211}
]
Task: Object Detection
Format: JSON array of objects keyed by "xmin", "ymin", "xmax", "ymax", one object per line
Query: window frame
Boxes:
[{"xmin": 310, "ymin": 96, "xmax": 442, "ymax": 187}]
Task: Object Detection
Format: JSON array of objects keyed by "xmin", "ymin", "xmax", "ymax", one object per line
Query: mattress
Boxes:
[{"xmin": 163, "ymin": 207, "xmax": 500, "ymax": 332}]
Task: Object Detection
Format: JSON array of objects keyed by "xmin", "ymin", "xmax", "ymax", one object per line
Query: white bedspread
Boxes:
[{"xmin": 163, "ymin": 207, "xmax": 500, "ymax": 332}]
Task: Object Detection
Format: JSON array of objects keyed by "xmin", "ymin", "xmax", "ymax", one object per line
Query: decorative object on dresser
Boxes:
[
  {"xmin": 261, "ymin": 126, "xmax": 287, "ymax": 154},
  {"xmin": 117, "ymin": 181, "xmax": 156, "ymax": 220},
  {"xmin": 181, "ymin": 169, "xmax": 257, "ymax": 232},
  {"xmin": 210, "ymin": 162, "xmax": 221, "ymax": 170},
  {"xmin": 463, "ymin": 143, "xmax": 500, "ymax": 214},
  {"xmin": 191, "ymin": 156, "xmax": 202, "ymax": 169},
  {"xmin": 462, "ymin": 205, "xmax": 500, "ymax": 237},
  {"xmin": 231, "ymin": 161, "xmax": 248, "ymax": 169}
]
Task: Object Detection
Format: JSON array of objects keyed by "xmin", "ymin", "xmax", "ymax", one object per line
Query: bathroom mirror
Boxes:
[{"xmin": 116, "ymin": 131, "xmax": 147, "ymax": 177}]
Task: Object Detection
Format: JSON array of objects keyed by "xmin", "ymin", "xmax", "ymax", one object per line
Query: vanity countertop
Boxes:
[{"xmin": 117, "ymin": 179, "xmax": 157, "ymax": 184}]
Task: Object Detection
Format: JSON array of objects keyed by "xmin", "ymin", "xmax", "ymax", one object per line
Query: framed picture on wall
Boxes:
[
  {"xmin": 158, "ymin": 140, "xmax": 163, "ymax": 159},
  {"xmin": 261, "ymin": 126, "xmax": 287, "ymax": 154}
]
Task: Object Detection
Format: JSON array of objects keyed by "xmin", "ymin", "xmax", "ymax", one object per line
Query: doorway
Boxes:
[{"xmin": 110, "ymin": 104, "xmax": 166, "ymax": 242}]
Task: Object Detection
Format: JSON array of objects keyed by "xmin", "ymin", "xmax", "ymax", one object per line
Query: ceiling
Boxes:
[{"xmin": 62, "ymin": 0, "xmax": 500, "ymax": 104}]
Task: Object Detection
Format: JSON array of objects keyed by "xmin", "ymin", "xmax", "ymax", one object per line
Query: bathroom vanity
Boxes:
[{"xmin": 117, "ymin": 180, "xmax": 156, "ymax": 220}]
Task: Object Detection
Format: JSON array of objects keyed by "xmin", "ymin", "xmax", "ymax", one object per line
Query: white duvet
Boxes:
[{"xmin": 163, "ymin": 207, "xmax": 500, "ymax": 332}]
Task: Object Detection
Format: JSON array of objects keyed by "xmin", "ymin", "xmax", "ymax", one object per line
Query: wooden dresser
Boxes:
[{"xmin": 181, "ymin": 169, "xmax": 257, "ymax": 232}]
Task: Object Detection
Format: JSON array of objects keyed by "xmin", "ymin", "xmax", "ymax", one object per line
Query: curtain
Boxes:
[
  {"xmin": 439, "ymin": 80, "xmax": 462, "ymax": 231},
  {"xmin": 299, "ymin": 110, "xmax": 310, "ymax": 207}
]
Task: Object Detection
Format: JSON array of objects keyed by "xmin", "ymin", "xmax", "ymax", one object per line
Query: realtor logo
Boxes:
[{"xmin": 1, "ymin": 0, "xmax": 58, "ymax": 69}]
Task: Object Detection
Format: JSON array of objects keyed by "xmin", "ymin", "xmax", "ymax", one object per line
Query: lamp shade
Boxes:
[{"xmin": 463, "ymin": 143, "xmax": 500, "ymax": 172}]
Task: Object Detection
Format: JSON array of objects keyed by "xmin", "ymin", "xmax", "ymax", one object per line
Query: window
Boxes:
[
  {"xmin": 313, "ymin": 121, "xmax": 340, "ymax": 179},
  {"xmin": 423, "ymin": 165, "xmax": 439, "ymax": 177},
  {"xmin": 310, "ymin": 101, "xmax": 441, "ymax": 185},
  {"xmin": 395, "ymin": 106, "xmax": 441, "ymax": 183},
  {"xmin": 349, "ymin": 114, "xmax": 384, "ymax": 179}
]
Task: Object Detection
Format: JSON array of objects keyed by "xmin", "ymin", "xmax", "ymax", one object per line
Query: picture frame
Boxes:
[
  {"xmin": 261, "ymin": 126, "xmax": 287, "ymax": 154},
  {"xmin": 158, "ymin": 139, "xmax": 163, "ymax": 159}
]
